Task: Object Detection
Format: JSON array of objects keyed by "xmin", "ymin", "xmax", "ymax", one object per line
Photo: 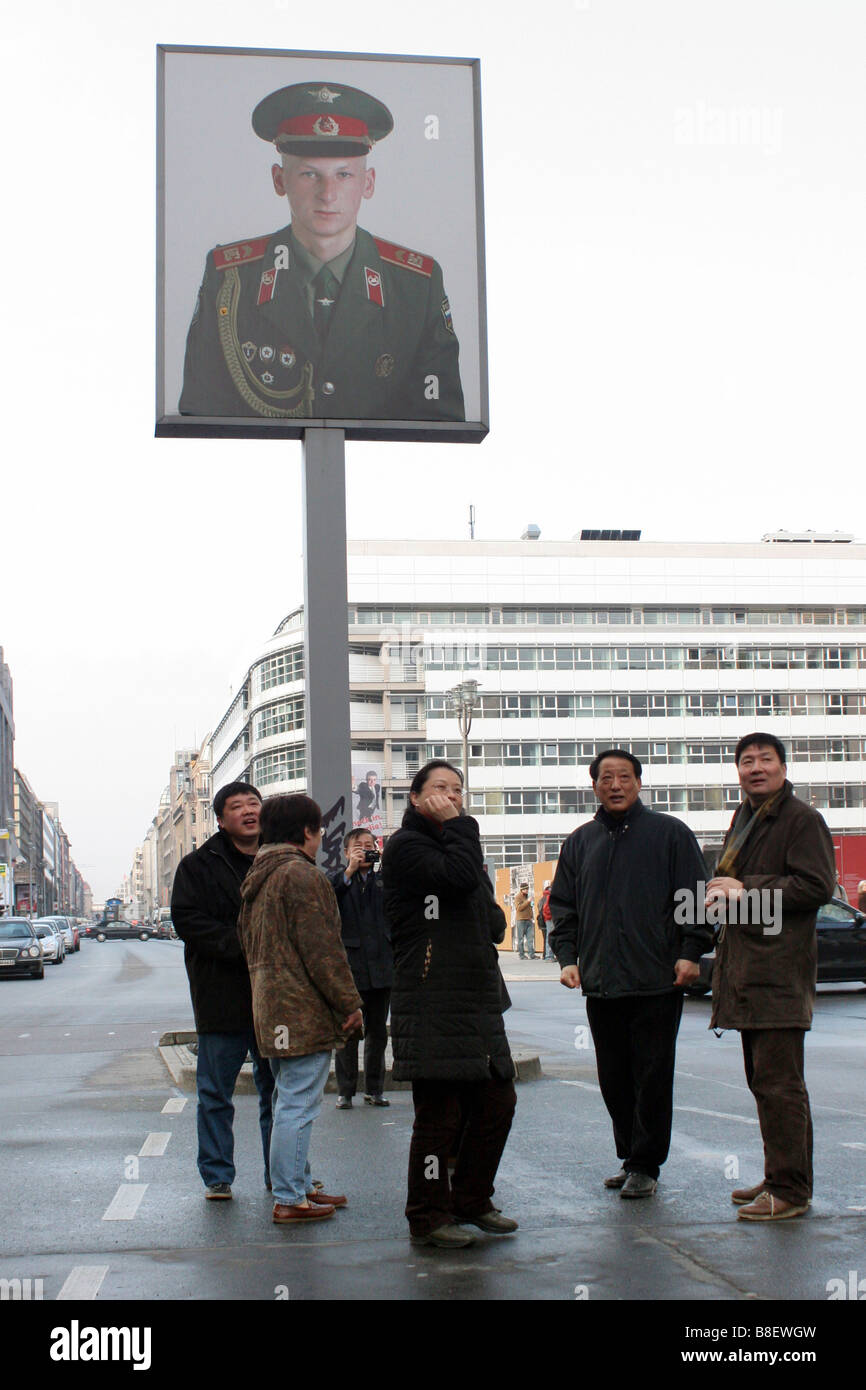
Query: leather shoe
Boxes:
[
  {"xmin": 364, "ymin": 1093, "xmax": 390, "ymax": 1106},
  {"xmin": 410, "ymin": 1224, "xmax": 476, "ymax": 1248},
  {"xmin": 205, "ymin": 1183, "xmax": 232, "ymax": 1200},
  {"xmin": 620, "ymin": 1172, "xmax": 658, "ymax": 1199},
  {"xmin": 458, "ymin": 1208, "xmax": 518, "ymax": 1234},
  {"xmin": 306, "ymin": 1189, "xmax": 347, "ymax": 1207},
  {"xmin": 273, "ymin": 1202, "xmax": 335, "ymax": 1223},
  {"xmin": 604, "ymin": 1167, "xmax": 628, "ymax": 1190},
  {"xmin": 731, "ymin": 1181, "xmax": 766, "ymax": 1206},
  {"xmin": 335, "ymin": 1095, "xmax": 352, "ymax": 1109},
  {"xmin": 737, "ymin": 1191, "xmax": 808, "ymax": 1222}
]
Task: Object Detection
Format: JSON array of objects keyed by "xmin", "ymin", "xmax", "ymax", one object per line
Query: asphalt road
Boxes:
[{"xmin": 1, "ymin": 938, "xmax": 865, "ymax": 1315}]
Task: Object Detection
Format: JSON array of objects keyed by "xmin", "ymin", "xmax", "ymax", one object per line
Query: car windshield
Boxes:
[
  {"xmin": 0, "ymin": 922, "xmax": 32, "ymax": 938},
  {"xmin": 35, "ymin": 926, "xmax": 53, "ymax": 938}
]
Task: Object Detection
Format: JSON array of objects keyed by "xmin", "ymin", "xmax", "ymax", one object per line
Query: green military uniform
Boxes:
[{"xmin": 179, "ymin": 224, "xmax": 464, "ymax": 421}]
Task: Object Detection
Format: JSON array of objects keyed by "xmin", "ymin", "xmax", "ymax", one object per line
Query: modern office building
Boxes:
[{"xmin": 210, "ymin": 532, "xmax": 866, "ymax": 868}]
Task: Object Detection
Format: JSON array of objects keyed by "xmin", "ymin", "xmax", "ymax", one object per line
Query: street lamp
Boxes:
[{"xmin": 445, "ymin": 679, "xmax": 481, "ymax": 798}]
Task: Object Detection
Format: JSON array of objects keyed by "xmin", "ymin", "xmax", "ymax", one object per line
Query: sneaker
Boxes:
[
  {"xmin": 205, "ymin": 1183, "xmax": 233, "ymax": 1200},
  {"xmin": 335, "ymin": 1095, "xmax": 352, "ymax": 1110},
  {"xmin": 364, "ymin": 1093, "xmax": 390, "ymax": 1107},
  {"xmin": 410, "ymin": 1224, "xmax": 476, "ymax": 1248},
  {"xmin": 737, "ymin": 1191, "xmax": 808, "ymax": 1222},
  {"xmin": 457, "ymin": 1209, "xmax": 518, "ymax": 1234},
  {"xmin": 603, "ymin": 1167, "xmax": 628, "ymax": 1190},
  {"xmin": 620, "ymin": 1172, "xmax": 658, "ymax": 1199}
]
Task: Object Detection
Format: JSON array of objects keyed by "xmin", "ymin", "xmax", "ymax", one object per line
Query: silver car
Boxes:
[{"xmin": 33, "ymin": 920, "xmax": 66, "ymax": 965}]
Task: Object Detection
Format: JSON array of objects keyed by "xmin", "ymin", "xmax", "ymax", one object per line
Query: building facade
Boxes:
[{"xmin": 210, "ymin": 534, "xmax": 866, "ymax": 869}]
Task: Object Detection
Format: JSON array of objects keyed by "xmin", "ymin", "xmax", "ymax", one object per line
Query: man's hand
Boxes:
[
  {"xmin": 344, "ymin": 842, "xmax": 368, "ymax": 879},
  {"xmin": 418, "ymin": 791, "xmax": 460, "ymax": 822},
  {"xmin": 560, "ymin": 965, "xmax": 581, "ymax": 990},
  {"xmin": 342, "ymin": 1009, "xmax": 363, "ymax": 1033},
  {"xmin": 706, "ymin": 876, "xmax": 744, "ymax": 904},
  {"xmin": 674, "ymin": 958, "xmax": 700, "ymax": 988}
]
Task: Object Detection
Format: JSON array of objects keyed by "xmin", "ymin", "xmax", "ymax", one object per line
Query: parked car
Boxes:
[
  {"xmin": 94, "ymin": 920, "xmax": 155, "ymax": 942},
  {"xmin": 688, "ymin": 897, "xmax": 866, "ymax": 995},
  {"xmin": 0, "ymin": 918, "xmax": 45, "ymax": 979},
  {"xmin": 33, "ymin": 921, "xmax": 66, "ymax": 965}
]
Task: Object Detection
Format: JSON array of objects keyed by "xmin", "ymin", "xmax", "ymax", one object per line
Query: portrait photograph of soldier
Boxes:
[{"xmin": 158, "ymin": 48, "xmax": 485, "ymax": 433}]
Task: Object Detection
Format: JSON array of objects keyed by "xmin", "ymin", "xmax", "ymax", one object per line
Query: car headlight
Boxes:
[{"xmin": 23, "ymin": 946, "xmax": 40, "ymax": 958}]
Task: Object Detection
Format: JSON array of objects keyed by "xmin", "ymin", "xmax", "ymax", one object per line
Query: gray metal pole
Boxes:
[{"xmin": 301, "ymin": 429, "xmax": 352, "ymax": 875}]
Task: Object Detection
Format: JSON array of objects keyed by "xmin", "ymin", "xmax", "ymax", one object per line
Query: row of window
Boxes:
[
  {"xmin": 254, "ymin": 697, "xmax": 304, "ymax": 741},
  {"xmin": 350, "ymin": 605, "xmax": 866, "ymax": 628},
  {"xmin": 426, "ymin": 737, "xmax": 866, "ymax": 767},
  {"xmin": 254, "ymin": 649, "xmax": 304, "ymax": 693},
  {"xmin": 428, "ymin": 691, "xmax": 866, "ymax": 720},
  {"xmin": 467, "ymin": 783, "xmax": 866, "ymax": 817},
  {"xmin": 422, "ymin": 644, "xmax": 866, "ymax": 672},
  {"xmin": 251, "ymin": 747, "xmax": 306, "ymax": 786}
]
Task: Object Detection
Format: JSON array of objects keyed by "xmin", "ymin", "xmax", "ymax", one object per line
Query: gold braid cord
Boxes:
[{"xmin": 216, "ymin": 268, "xmax": 315, "ymax": 418}]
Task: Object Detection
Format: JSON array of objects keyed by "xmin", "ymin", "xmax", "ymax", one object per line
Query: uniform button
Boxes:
[{"xmin": 322, "ymin": 381, "xmax": 335, "ymax": 395}]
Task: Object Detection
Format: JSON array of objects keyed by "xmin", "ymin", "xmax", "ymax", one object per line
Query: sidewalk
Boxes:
[{"xmin": 499, "ymin": 952, "xmax": 561, "ymax": 984}]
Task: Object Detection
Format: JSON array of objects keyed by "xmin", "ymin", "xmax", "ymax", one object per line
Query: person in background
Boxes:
[
  {"xmin": 537, "ymin": 879, "xmax": 554, "ymax": 959},
  {"xmin": 513, "ymin": 881, "xmax": 536, "ymax": 960},
  {"xmin": 331, "ymin": 828, "xmax": 393, "ymax": 1109}
]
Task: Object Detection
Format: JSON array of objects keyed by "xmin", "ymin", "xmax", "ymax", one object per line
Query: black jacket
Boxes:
[
  {"xmin": 382, "ymin": 808, "xmax": 514, "ymax": 1082},
  {"xmin": 171, "ymin": 830, "xmax": 257, "ymax": 1032},
  {"xmin": 549, "ymin": 799, "xmax": 712, "ymax": 998},
  {"xmin": 329, "ymin": 867, "xmax": 393, "ymax": 992}
]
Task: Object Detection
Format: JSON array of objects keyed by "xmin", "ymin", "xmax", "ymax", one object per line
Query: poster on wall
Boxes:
[
  {"xmin": 352, "ymin": 759, "xmax": 384, "ymax": 840},
  {"xmin": 156, "ymin": 45, "xmax": 488, "ymax": 443}
]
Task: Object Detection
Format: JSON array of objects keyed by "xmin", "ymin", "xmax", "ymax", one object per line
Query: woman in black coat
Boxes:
[{"xmin": 382, "ymin": 760, "xmax": 517, "ymax": 1248}]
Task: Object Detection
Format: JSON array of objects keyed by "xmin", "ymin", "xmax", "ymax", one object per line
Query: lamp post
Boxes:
[{"xmin": 445, "ymin": 679, "xmax": 481, "ymax": 799}]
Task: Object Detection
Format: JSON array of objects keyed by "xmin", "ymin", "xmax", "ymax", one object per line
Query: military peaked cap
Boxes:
[{"xmin": 252, "ymin": 81, "xmax": 394, "ymax": 157}]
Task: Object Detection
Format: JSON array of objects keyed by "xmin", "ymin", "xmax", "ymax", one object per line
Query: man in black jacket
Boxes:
[
  {"xmin": 383, "ymin": 760, "xmax": 517, "ymax": 1249},
  {"xmin": 171, "ymin": 781, "xmax": 275, "ymax": 1199},
  {"xmin": 549, "ymin": 750, "xmax": 711, "ymax": 1198},
  {"xmin": 330, "ymin": 828, "xmax": 393, "ymax": 1109}
]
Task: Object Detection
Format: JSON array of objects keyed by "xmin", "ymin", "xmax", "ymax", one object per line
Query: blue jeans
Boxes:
[
  {"xmin": 196, "ymin": 1029, "xmax": 275, "ymax": 1188},
  {"xmin": 269, "ymin": 1051, "xmax": 332, "ymax": 1206}
]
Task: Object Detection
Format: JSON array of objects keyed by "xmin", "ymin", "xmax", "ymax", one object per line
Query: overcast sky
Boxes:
[{"xmin": 2, "ymin": 0, "xmax": 864, "ymax": 899}]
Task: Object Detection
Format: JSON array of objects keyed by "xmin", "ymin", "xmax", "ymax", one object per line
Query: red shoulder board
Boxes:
[
  {"xmin": 213, "ymin": 236, "xmax": 270, "ymax": 271},
  {"xmin": 373, "ymin": 238, "xmax": 434, "ymax": 278}
]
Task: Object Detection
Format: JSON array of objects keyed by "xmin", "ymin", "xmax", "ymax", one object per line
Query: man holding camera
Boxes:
[{"xmin": 330, "ymin": 828, "xmax": 393, "ymax": 1109}]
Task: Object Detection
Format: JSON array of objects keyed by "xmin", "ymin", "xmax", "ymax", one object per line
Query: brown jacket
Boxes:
[
  {"xmin": 513, "ymin": 888, "xmax": 533, "ymax": 921},
  {"xmin": 237, "ymin": 843, "xmax": 362, "ymax": 1058},
  {"xmin": 711, "ymin": 783, "xmax": 836, "ymax": 1031}
]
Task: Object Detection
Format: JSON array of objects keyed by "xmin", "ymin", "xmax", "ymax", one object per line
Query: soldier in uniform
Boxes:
[{"xmin": 179, "ymin": 81, "xmax": 464, "ymax": 422}]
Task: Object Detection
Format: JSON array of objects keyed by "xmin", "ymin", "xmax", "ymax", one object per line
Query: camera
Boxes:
[{"xmin": 364, "ymin": 849, "xmax": 380, "ymax": 865}]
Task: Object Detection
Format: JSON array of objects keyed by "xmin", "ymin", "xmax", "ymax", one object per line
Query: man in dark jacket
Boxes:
[
  {"xmin": 707, "ymin": 733, "xmax": 837, "ymax": 1222},
  {"xmin": 171, "ymin": 781, "xmax": 275, "ymax": 1199},
  {"xmin": 382, "ymin": 760, "xmax": 517, "ymax": 1249},
  {"xmin": 330, "ymin": 828, "xmax": 393, "ymax": 1109},
  {"xmin": 550, "ymin": 749, "xmax": 711, "ymax": 1198}
]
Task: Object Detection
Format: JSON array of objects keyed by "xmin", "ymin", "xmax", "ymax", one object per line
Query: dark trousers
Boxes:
[
  {"xmin": 406, "ymin": 1076, "xmax": 517, "ymax": 1236},
  {"xmin": 585, "ymin": 991, "xmax": 684, "ymax": 1180},
  {"xmin": 196, "ymin": 1029, "xmax": 275, "ymax": 1188},
  {"xmin": 334, "ymin": 987, "xmax": 391, "ymax": 1097},
  {"xmin": 741, "ymin": 1028, "xmax": 812, "ymax": 1205}
]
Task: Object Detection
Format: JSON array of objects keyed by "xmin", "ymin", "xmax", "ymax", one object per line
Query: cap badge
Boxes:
[
  {"xmin": 313, "ymin": 115, "xmax": 340, "ymax": 137},
  {"xmin": 308, "ymin": 87, "xmax": 341, "ymax": 104}
]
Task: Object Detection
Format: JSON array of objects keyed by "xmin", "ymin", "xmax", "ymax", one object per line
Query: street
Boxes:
[{"xmin": 1, "ymin": 938, "xmax": 865, "ymax": 1308}]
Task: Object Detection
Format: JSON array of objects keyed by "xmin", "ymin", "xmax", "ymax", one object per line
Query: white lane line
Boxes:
[
  {"xmin": 18, "ymin": 1033, "xmax": 30, "ymax": 1038},
  {"xmin": 102, "ymin": 1185, "xmax": 148, "ymax": 1220},
  {"xmin": 139, "ymin": 1132, "xmax": 171, "ymax": 1157},
  {"xmin": 161, "ymin": 1097, "xmax": 187, "ymax": 1114},
  {"xmin": 57, "ymin": 1265, "xmax": 109, "ymax": 1300},
  {"xmin": 674, "ymin": 1104, "xmax": 758, "ymax": 1126},
  {"xmin": 559, "ymin": 1079, "xmax": 601, "ymax": 1092},
  {"xmin": 841, "ymin": 1142, "xmax": 866, "ymax": 1150}
]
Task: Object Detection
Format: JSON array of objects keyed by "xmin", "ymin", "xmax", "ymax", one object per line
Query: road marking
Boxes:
[
  {"xmin": 559, "ymin": 1079, "xmax": 601, "ymax": 1092},
  {"xmin": 102, "ymin": 1185, "xmax": 148, "ymax": 1220},
  {"xmin": 841, "ymin": 1142, "xmax": 866, "ymax": 1150},
  {"xmin": 674, "ymin": 1104, "xmax": 758, "ymax": 1126},
  {"xmin": 139, "ymin": 1132, "xmax": 171, "ymax": 1157},
  {"xmin": 848, "ymin": 1205, "xmax": 866, "ymax": 1212},
  {"xmin": 57, "ymin": 1265, "xmax": 109, "ymax": 1300},
  {"xmin": 18, "ymin": 1033, "xmax": 30, "ymax": 1038},
  {"xmin": 162, "ymin": 1097, "xmax": 187, "ymax": 1114},
  {"xmin": 107, "ymin": 1031, "xmax": 115, "ymax": 1036}
]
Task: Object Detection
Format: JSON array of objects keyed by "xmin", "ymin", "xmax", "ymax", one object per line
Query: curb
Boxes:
[{"xmin": 157, "ymin": 1031, "xmax": 542, "ymax": 1094}]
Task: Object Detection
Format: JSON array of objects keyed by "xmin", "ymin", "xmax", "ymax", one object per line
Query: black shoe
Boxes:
[
  {"xmin": 364, "ymin": 1093, "xmax": 390, "ymax": 1107},
  {"xmin": 620, "ymin": 1172, "xmax": 657, "ymax": 1199},
  {"xmin": 603, "ymin": 1167, "xmax": 628, "ymax": 1190},
  {"xmin": 336, "ymin": 1095, "xmax": 352, "ymax": 1109},
  {"xmin": 410, "ymin": 1224, "xmax": 476, "ymax": 1249},
  {"xmin": 205, "ymin": 1183, "xmax": 233, "ymax": 1200}
]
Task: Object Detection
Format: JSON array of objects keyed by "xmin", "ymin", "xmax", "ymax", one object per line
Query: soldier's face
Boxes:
[{"xmin": 272, "ymin": 154, "xmax": 375, "ymax": 250}]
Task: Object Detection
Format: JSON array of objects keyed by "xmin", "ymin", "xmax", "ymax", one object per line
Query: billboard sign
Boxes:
[{"xmin": 156, "ymin": 45, "xmax": 488, "ymax": 443}]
